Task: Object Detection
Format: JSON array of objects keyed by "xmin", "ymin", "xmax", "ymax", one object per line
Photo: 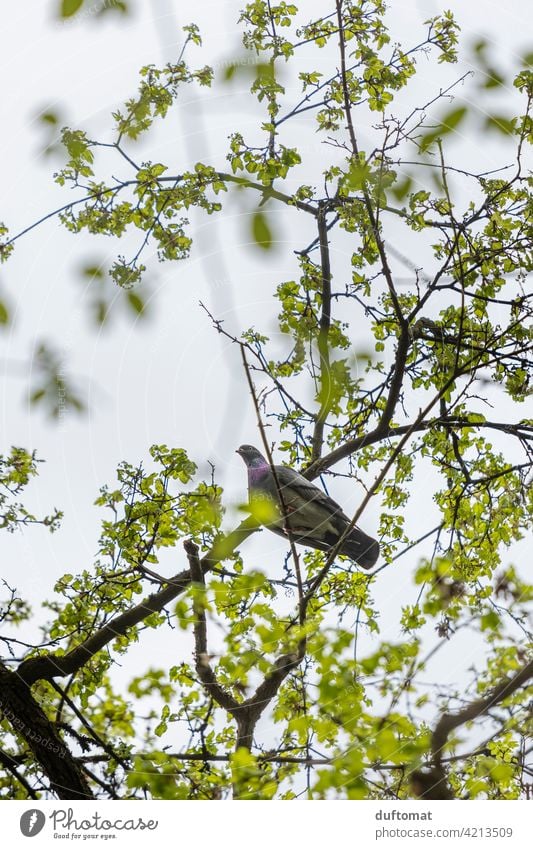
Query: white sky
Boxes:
[{"xmin": 0, "ymin": 0, "xmax": 531, "ymax": 729}]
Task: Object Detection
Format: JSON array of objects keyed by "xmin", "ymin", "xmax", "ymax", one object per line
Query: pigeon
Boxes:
[{"xmin": 236, "ymin": 445, "xmax": 379, "ymax": 569}]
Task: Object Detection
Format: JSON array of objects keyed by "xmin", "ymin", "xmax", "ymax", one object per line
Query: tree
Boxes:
[{"xmin": 0, "ymin": 0, "xmax": 532, "ymax": 800}]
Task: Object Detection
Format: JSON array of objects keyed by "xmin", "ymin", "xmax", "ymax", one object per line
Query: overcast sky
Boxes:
[{"xmin": 0, "ymin": 0, "xmax": 530, "ymax": 705}]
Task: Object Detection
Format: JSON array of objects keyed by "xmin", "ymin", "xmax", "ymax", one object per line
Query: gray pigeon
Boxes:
[{"xmin": 236, "ymin": 445, "xmax": 379, "ymax": 569}]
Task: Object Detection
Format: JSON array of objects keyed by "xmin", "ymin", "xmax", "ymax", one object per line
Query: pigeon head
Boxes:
[{"xmin": 236, "ymin": 445, "xmax": 268, "ymax": 468}]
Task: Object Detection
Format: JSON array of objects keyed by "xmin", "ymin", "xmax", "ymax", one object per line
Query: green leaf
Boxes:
[
  {"xmin": 391, "ymin": 175, "xmax": 413, "ymax": 201},
  {"xmin": 61, "ymin": 0, "xmax": 84, "ymax": 18},
  {"xmin": 345, "ymin": 155, "xmax": 371, "ymax": 191},
  {"xmin": 483, "ymin": 69, "xmax": 505, "ymax": 89},
  {"xmin": 420, "ymin": 105, "xmax": 468, "ymax": 152},
  {"xmin": 485, "ymin": 115, "xmax": 515, "ymax": 136},
  {"xmin": 127, "ymin": 291, "xmax": 146, "ymax": 316},
  {"xmin": 82, "ymin": 264, "xmax": 105, "ymax": 279},
  {"xmin": 224, "ymin": 63, "xmax": 237, "ymax": 81},
  {"xmin": 30, "ymin": 388, "xmax": 46, "ymax": 404},
  {"xmin": 480, "ymin": 610, "xmax": 500, "ymax": 631},
  {"xmin": 0, "ymin": 300, "xmax": 9, "ymax": 325},
  {"xmin": 251, "ymin": 211, "xmax": 273, "ymax": 250},
  {"xmin": 245, "ymin": 494, "xmax": 280, "ymax": 525},
  {"xmin": 40, "ymin": 112, "xmax": 59, "ymax": 126}
]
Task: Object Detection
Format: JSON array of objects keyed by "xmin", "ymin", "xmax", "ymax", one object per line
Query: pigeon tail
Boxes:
[
  {"xmin": 274, "ymin": 524, "xmax": 379, "ymax": 570},
  {"xmin": 338, "ymin": 527, "xmax": 380, "ymax": 570}
]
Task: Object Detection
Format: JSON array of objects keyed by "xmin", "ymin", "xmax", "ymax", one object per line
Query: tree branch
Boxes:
[
  {"xmin": 427, "ymin": 657, "xmax": 533, "ymax": 799},
  {"xmin": 335, "ymin": 0, "xmax": 405, "ymax": 327},
  {"xmin": 185, "ymin": 540, "xmax": 240, "ymax": 714},
  {"xmin": 305, "ymin": 418, "xmax": 533, "ymax": 479},
  {"xmin": 0, "ymin": 662, "xmax": 93, "ymax": 800},
  {"xmin": 310, "ymin": 204, "xmax": 333, "ymax": 462},
  {"xmin": 0, "ymin": 746, "xmax": 39, "ymax": 799}
]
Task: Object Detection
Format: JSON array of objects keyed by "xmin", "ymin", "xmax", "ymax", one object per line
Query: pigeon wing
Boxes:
[{"xmin": 265, "ymin": 465, "xmax": 349, "ymax": 539}]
